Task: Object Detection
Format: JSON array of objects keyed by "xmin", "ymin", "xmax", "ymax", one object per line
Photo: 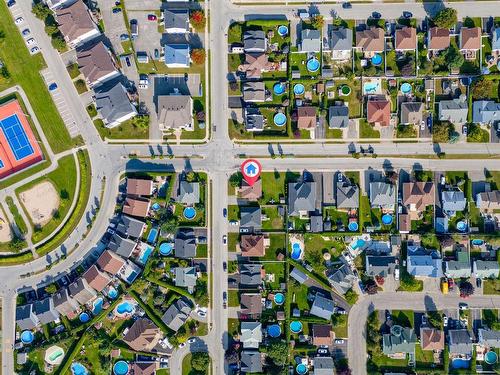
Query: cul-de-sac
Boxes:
[{"xmin": 1, "ymin": 0, "xmax": 500, "ymax": 374}]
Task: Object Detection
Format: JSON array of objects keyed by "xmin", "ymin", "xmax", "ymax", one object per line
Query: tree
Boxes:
[
  {"xmin": 51, "ymin": 35, "xmax": 66, "ymax": 51},
  {"xmin": 311, "ymin": 15, "xmax": 324, "ymax": 29},
  {"xmin": 344, "ymin": 288, "xmax": 358, "ymax": 305},
  {"xmin": 459, "ymin": 280, "xmax": 474, "ymax": 298},
  {"xmin": 45, "ymin": 283, "xmax": 58, "ymax": 294},
  {"xmin": 332, "ymin": 17, "xmax": 345, "ymax": 28},
  {"xmin": 228, "ymin": 23, "xmax": 242, "ymax": 43},
  {"xmin": 432, "ymin": 121, "xmax": 452, "ymax": 143},
  {"xmin": 266, "ymin": 341, "xmax": 288, "ymax": 366},
  {"xmin": 8, "ymin": 236, "xmax": 24, "ymax": 251},
  {"xmin": 191, "ymin": 352, "xmax": 210, "ymax": 372},
  {"xmin": 467, "ymin": 123, "xmax": 486, "ymax": 142},
  {"xmin": 365, "ymin": 279, "xmax": 378, "ymax": 295},
  {"xmin": 32, "ymin": 2, "xmax": 51, "ymax": 20},
  {"xmin": 185, "ymin": 171, "xmax": 197, "ymax": 182},
  {"xmin": 445, "ymin": 45, "xmax": 464, "ymax": 70},
  {"xmin": 191, "ymin": 48, "xmax": 206, "ymax": 65},
  {"xmin": 400, "ymin": 59, "xmax": 415, "ymax": 77},
  {"xmin": 0, "ymin": 66, "xmax": 10, "ymax": 79},
  {"xmin": 472, "ymin": 77, "xmax": 494, "ymax": 99},
  {"xmin": 432, "ymin": 8, "xmax": 457, "ymax": 29},
  {"xmin": 229, "ymin": 172, "xmax": 242, "ymax": 187},
  {"xmin": 45, "ymin": 24, "xmax": 59, "ymax": 35},
  {"xmin": 160, "ymin": 216, "xmax": 177, "ymax": 235},
  {"xmin": 190, "ymin": 10, "xmax": 206, "ymax": 30}
]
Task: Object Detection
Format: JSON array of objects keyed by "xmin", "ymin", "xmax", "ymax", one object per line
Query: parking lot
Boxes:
[
  {"xmin": 129, "ymin": 11, "xmax": 162, "ymax": 59},
  {"xmin": 96, "ymin": 0, "xmax": 127, "ymax": 55},
  {"xmin": 7, "ymin": 1, "xmax": 41, "ymax": 55}
]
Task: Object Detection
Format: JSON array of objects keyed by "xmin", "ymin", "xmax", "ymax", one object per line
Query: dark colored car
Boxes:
[
  {"xmin": 48, "ymin": 83, "xmax": 58, "ymax": 91},
  {"xmin": 476, "ymin": 278, "xmax": 482, "ymax": 288},
  {"xmin": 112, "ymin": 7, "xmax": 121, "ymax": 13},
  {"xmin": 223, "ymin": 262, "xmax": 227, "ymax": 272},
  {"xmin": 372, "ymin": 12, "xmax": 381, "ymax": 19},
  {"xmin": 125, "ymin": 56, "xmax": 131, "ymax": 67},
  {"xmin": 147, "ymin": 14, "xmax": 157, "ymax": 21},
  {"xmin": 427, "ymin": 114, "xmax": 432, "ymax": 129},
  {"xmin": 403, "ymin": 11, "xmax": 412, "ymax": 18},
  {"xmin": 154, "ymin": 48, "xmax": 159, "ymax": 59},
  {"xmin": 7, "ymin": 0, "xmax": 16, "ymax": 7},
  {"xmin": 342, "ymin": 2, "xmax": 352, "ymax": 8},
  {"xmin": 120, "ymin": 33, "xmax": 129, "ymax": 41}
]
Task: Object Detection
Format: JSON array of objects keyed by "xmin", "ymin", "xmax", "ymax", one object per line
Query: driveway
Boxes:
[
  {"xmin": 380, "ymin": 125, "xmax": 394, "ymax": 139},
  {"xmin": 491, "ymin": 126, "xmax": 500, "ymax": 143},
  {"xmin": 119, "ymin": 55, "xmax": 140, "ymax": 86},
  {"xmin": 97, "ymin": 0, "xmax": 127, "ymax": 55},
  {"xmin": 346, "ymin": 119, "xmax": 358, "ymax": 139},
  {"xmin": 125, "ymin": 0, "xmax": 161, "ymax": 11}
]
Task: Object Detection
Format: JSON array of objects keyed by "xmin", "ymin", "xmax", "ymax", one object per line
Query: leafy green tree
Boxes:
[
  {"xmin": 467, "ymin": 123, "xmax": 487, "ymax": 142},
  {"xmin": 0, "ymin": 66, "xmax": 10, "ymax": 79},
  {"xmin": 191, "ymin": 352, "xmax": 210, "ymax": 372},
  {"xmin": 432, "ymin": 8, "xmax": 457, "ymax": 29},
  {"xmin": 266, "ymin": 341, "xmax": 288, "ymax": 366},
  {"xmin": 445, "ymin": 45, "xmax": 464, "ymax": 70},
  {"xmin": 45, "ymin": 24, "xmax": 59, "ymax": 35},
  {"xmin": 432, "ymin": 121, "xmax": 452, "ymax": 143},
  {"xmin": 32, "ymin": 2, "xmax": 51, "ymax": 20},
  {"xmin": 228, "ymin": 23, "xmax": 242, "ymax": 43},
  {"xmin": 344, "ymin": 288, "xmax": 358, "ymax": 305},
  {"xmin": 311, "ymin": 15, "xmax": 324, "ymax": 29},
  {"xmin": 51, "ymin": 35, "xmax": 67, "ymax": 51},
  {"xmin": 185, "ymin": 171, "xmax": 197, "ymax": 182},
  {"xmin": 8, "ymin": 236, "xmax": 24, "ymax": 251},
  {"xmin": 471, "ymin": 77, "xmax": 494, "ymax": 99},
  {"xmin": 45, "ymin": 283, "xmax": 58, "ymax": 294},
  {"xmin": 229, "ymin": 172, "xmax": 242, "ymax": 187}
]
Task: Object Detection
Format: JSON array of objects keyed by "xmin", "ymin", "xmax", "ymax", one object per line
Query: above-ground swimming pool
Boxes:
[
  {"xmin": 364, "ymin": 81, "xmax": 380, "ymax": 94},
  {"xmin": 381, "ymin": 214, "xmax": 393, "ymax": 225},
  {"xmin": 138, "ymin": 245, "xmax": 153, "ymax": 264},
  {"xmin": 273, "ymin": 83, "xmax": 286, "ymax": 95},
  {"xmin": 147, "ymin": 228, "xmax": 158, "ymax": 244},
  {"xmin": 108, "ymin": 287, "xmax": 118, "ymax": 299},
  {"xmin": 274, "ymin": 293, "xmax": 285, "ymax": 305},
  {"xmin": 306, "ymin": 58, "xmax": 320, "ymax": 72},
  {"xmin": 116, "ymin": 301, "xmax": 135, "ymax": 315},
  {"xmin": 348, "ymin": 221, "xmax": 359, "ymax": 231},
  {"xmin": 351, "ymin": 238, "xmax": 365, "ymax": 250},
  {"xmin": 451, "ymin": 358, "xmax": 470, "ymax": 369},
  {"xmin": 278, "ymin": 25, "xmax": 288, "ymax": 36},
  {"xmin": 290, "ymin": 321, "xmax": 303, "ymax": 334},
  {"xmin": 267, "ymin": 324, "xmax": 281, "ymax": 338},
  {"xmin": 457, "ymin": 221, "xmax": 467, "ymax": 232},
  {"xmin": 400, "ymin": 82, "xmax": 412, "ymax": 94},
  {"xmin": 160, "ymin": 242, "xmax": 173, "ymax": 256},
  {"xmin": 113, "ymin": 360, "xmax": 129, "ymax": 375},
  {"xmin": 485, "ymin": 351, "xmax": 498, "ymax": 364},
  {"xmin": 45, "ymin": 345, "xmax": 65, "ymax": 365},
  {"xmin": 291, "ymin": 243, "xmax": 303, "ymax": 260},
  {"xmin": 71, "ymin": 362, "xmax": 89, "ymax": 375},
  {"xmin": 472, "ymin": 239, "xmax": 484, "ymax": 246},
  {"xmin": 183, "ymin": 207, "xmax": 196, "ymax": 220},
  {"xmin": 296, "ymin": 363, "xmax": 308, "ymax": 374},
  {"xmin": 371, "ymin": 53, "xmax": 382, "ymax": 66},
  {"xmin": 294, "ymin": 83, "xmax": 305, "ymax": 95},
  {"xmin": 79, "ymin": 312, "xmax": 90, "ymax": 323},
  {"xmin": 274, "ymin": 113, "xmax": 287, "ymax": 126},
  {"xmin": 21, "ymin": 330, "xmax": 34, "ymax": 344},
  {"xmin": 92, "ymin": 297, "xmax": 103, "ymax": 315},
  {"xmin": 340, "ymin": 85, "xmax": 351, "ymax": 96}
]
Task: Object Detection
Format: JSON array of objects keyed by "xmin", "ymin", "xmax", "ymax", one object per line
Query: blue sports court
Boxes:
[{"xmin": 0, "ymin": 114, "xmax": 35, "ymax": 160}]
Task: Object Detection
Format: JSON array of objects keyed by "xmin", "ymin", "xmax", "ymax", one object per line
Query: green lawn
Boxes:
[
  {"xmin": 265, "ymin": 233, "xmax": 286, "ymax": 260},
  {"xmin": 303, "ymin": 233, "xmax": 344, "ymax": 274},
  {"xmin": 396, "ymin": 124, "xmax": 417, "ymax": 138},
  {"xmin": 228, "ymin": 290, "xmax": 239, "ymax": 307},
  {"xmin": 288, "ymin": 278, "xmax": 310, "ymax": 311},
  {"xmin": 0, "ymin": 1, "xmax": 74, "ymax": 153},
  {"xmin": 263, "ymin": 262, "xmax": 285, "ymax": 290},
  {"xmin": 5, "ymin": 196, "xmax": 27, "ymax": 235},
  {"xmin": 359, "ymin": 119, "xmax": 381, "ymax": 138},
  {"xmin": 483, "ymin": 278, "xmax": 500, "ymax": 295},
  {"xmin": 228, "ymin": 233, "xmax": 239, "ymax": 252},
  {"xmin": 261, "ymin": 206, "xmax": 284, "ymax": 230},
  {"xmin": 93, "ymin": 117, "xmax": 149, "ymax": 140},
  {"xmin": 391, "ymin": 310, "xmax": 414, "ymax": 328},
  {"xmin": 260, "ymin": 171, "xmax": 300, "ymax": 204}
]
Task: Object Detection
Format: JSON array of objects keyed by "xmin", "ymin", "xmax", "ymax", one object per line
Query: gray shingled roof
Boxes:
[
  {"xmin": 300, "ymin": 29, "xmax": 321, "ymax": 52},
  {"xmin": 438, "ymin": 99, "xmax": 468, "ymax": 124},
  {"xmin": 288, "ymin": 181, "xmax": 317, "ymax": 216},
  {"xmin": 34, "ymin": 297, "xmax": 60, "ymax": 325},
  {"xmin": 116, "ymin": 215, "xmax": 145, "ymax": 239},
  {"xmin": 239, "ymin": 264, "xmax": 262, "ymax": 287},
  {"xmin": 164, "ymin": 9, "xmax": 189, "ymax": 32},
  {"xmin": 383, "ymin": 327, "xmax": 417, "ymax": 355},
  {"xmin": 240, "ymin": 206, "xmax": 262, "ymax": 230},
  {"xmin": 448, "ymin": 329, "xmax": 473, "ymax": 355},
  {"xmin": 336, "ymin": 179, "xmax": 359, "ymax": 209},
  {"xmin": 161, "ymin": 298, "xmax": 192, "ymax": 331},
  {"xmin": 243, "ymin": 30, "xmax": 266, "ymax": 52},
  {"xmin": 310, "ymin": 294, "xmax": 335, "ymax": 320},
  {"xmin": 441, "ymin": 190, "xmax": 467, "ymax": 215},
  {"xmin": 174, "ymin": 228, "xmax": 196, "ymax": 258},
  {"xmin": 95, "ymin": 80, "xmax": 137, "ymax": 126},
  {"xmin": 366, "ymin": 255, "xmax": 397, "ymax": 277},
  {"xmin": 179, "ymin": 181, "xmax": 200, "ymax": 205},
  {"xmin": 472, "ymin": 100, "xmax": 500, "ymax": 125},
  {"xmin": 240, "ymin": 350, "xmax": 262, "ymax": 373},
  {"xmin": 108, "ymin": 233, "xmax": 137, "ymax": 258},
  {"xmin": 328, "ymin": 105, "xmax": 349, "ymax": 128},
  {"xmin": 369, "ymin": 182, "xmax": 396, "ymax": 208},
  {"xmin": 330, "ymin": 28, "xmax": 353, "ymax": 51}
]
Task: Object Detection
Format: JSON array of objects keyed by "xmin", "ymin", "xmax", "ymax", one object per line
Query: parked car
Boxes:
[
  {"xmin": 114, "ymin": 0, "xmax": 121, "ymax": 5},
  {"xmin": 459, "ymin": 302, "xmax": 468, "ymax": 310},
  {"xmin": 334, "ymin": 339, "xmax": 345, "ymax": 344},
  {"xmin": 222, "ymin": 235, "xmax": 227, "ymax": 244},
  {"xmin": 154, "ymin": 48, "xmax": 159, "ymax": 59},
  {"xmin": 30, "ymin": 46, "xmax": 39, "ymax": 53},
  {"xmin": 342, "ymin": 2, "xmax": 352, "ymax": 8},
  {"xmin": 223, "ymin": 292, "xmax": 227, "ymax": 308},
  {"xmin": 443, "ymin": 316, "xmax": 448, "ymax": 327},
  {"xmin": 403, "ymin": 11, "xmax": 412, "ymax": 18},
  {"xmin": 178, "ymin": 342, "xmax": 186, "ymax": 349},
  {"xmin": 476, "ymin": 278, "xmax": 482, "ymax": 288},
  {"xmin": 7, "ymin": 0, "xmax": 16, "ymax": 7},
  {"xmin": 26, "ymin": 38, "xmax": 35, "ymax": 45},
  {"xmin": 112, "ymin": 7, "xmax": 121, "ymax": 13},
  {"xmin": 120, "ymin": 33, "xmax": 129, "ymax": 41},
  {"xmin": 448, "ymin": 278, "xmax": 454, "ymax": 290},
  {"xmin": 317, "ymin": 348, "xmax": 328, "ymax": 355},
  {"xmin": 15, "ymin": 17, "xmax": 24, "ymax": 24},
  {"xmin": 420, "ymin": 121, "xmax": 425, "ymax": 131},
  {"xmin": 421, "ymin": 315, "xmax": 428, "ymax": 325},
  {"xmin": 229, "ymin": 220, "xmax": 238, "ymax": 226},
  {"xmin": 462, "ymin": 125, "xmax": 468, "ymax": 135},
  {"xmin": 336, "ymin": 307, "xmax": 347, "ymax": 315},
  {"xmin": 427, "ymin": 113, "xmax": 432, "ymax": 129},
  {"xmin": 197, "ymin": 311, "xmax": 206, "ymax": 318},
  {"xmin": 147, "ymin": 14, "xmax": 157, "ymax": 21},
  {"xmin": 223, "ymin": 262, "xmax": 227, "ymax": 272},
  {"xmin": 385, "ymin": 310, "xmax": 392, "ymax": 321},
  {"xmin": 22, "ymin": 28, "xmax": 30, "ymax": 36},
  {"xmin": 223, "ymin": 208, "xmax": 227, "ymax": 218},
  {"xmin": 187, "ymin": 337, "xmax": 196, "ymax": 344},
  {"xmin": 125, "ymin": 56, "xmax": 131, "ymax": 67},
  {"xmin": 48, "ymin": 83, "xmax": 58, "ymax": 91},
  {"xmin": 372, "ymin": 12, "xmax": 381, "ymax": 19}
]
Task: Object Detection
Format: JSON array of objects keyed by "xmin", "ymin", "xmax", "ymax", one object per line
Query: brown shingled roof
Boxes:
[
  {"xmin": 97, "ymin": 250, "xmax": 125, "ymax": 275},
  {"xmin": 428, "ymin": 27, "xmax": 450, "ymax": 50},
  {"xmin": 237, "ymin": 179, "xmax": 262, "ymax": 201},
  {"xmin": 240, "ymin": 234, "xmax": 265, "ymax": 257},
  {"xmin": 460, "ymin": 27, "xmax": 481, "ymax": 50},
  {"xmin": 312, "ymin": 324, "xmax": 335, "ymax": 347},
  {"xmin": 126, "ymin": 178, "xmax": 153, "ymax": 196},
  {"xmin": 82, "ymin": 265, "xmax": 111, "ymax": 292},
  {"xmin": 77, "ymin": 41, "xmax": 117, "ymax": 85},
  {"xmin": 402, "ymin": 181, "xmax": 435, "ymax": 211},
  {"xmin": 55, "ymin": 0, "xmax": 96, "ymax": 43},
  {"xmin": 356, "ymin": 27, "xmax": 385, "ymax": 52},
  {"xmin": 367, "ymin": 99, "xmax": 391, "ymax": 126},
  {"xmin": 123, "ymin": 197, "xmax": 151, "ymax": 218},
  {"xmin": 421, "ymin": 327, "xmax": 445, "ymax": 351},
  {"xmin": 395, "ymin": 27, "xmax": 417, "ymax": 50},
  {"xmin": 297, "ymin": 106, "xmax": 317, "ymax": 129},
  {"xmin": 123, "ymin": 318, "xmax": 162, "ymax": 352}
]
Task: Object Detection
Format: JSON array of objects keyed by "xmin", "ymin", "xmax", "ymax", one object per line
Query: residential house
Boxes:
[
  {"xmin": 460, "ymin": 27, "xmax": 482, "ymax": 60},
  {"xmin": 327, "ymin": 261, "xmax": 356, "ymax": 294},
  {"xmin": 492, "ymin": 28, "xmax": 500, "ymax": 53},
  {"xmin": 365, "ymin": 255, "xmax": 397, "ymax": 277},
  {"xmin": 473, "ymin": 260, "xmax": 500, "ymax": 279},
  {"xmin": 95, "ymin": 80, "xmax": 137, "ymax": 128},
  {"xmin": 395, "ymin": 27, "xmax": 417, "ymax": 51},
  {"xmin": 161, "ymin": 298, "xmax": 192, "ymax": 331},
  {"xmin": 122, "ymin": 197, "xmax": 150, "ymax": 218},
  {"xmin": 329, "ymin": 28, "xmax": 353, "ymax": 60},
  {"xmin": 164, "ymin": 9, "xmax": 190, "ymax": 34},
  {"xmin": 383, "ymin": 326, "xmax": 417, "ymax": 358},
  {"xmin": 108, "ymin": 233, "xmax": 137, "ymax": 258},
  {"xmin": 68, "ymin": 278, "xmax": 97, "ymax": 305},
  {"xmin": 300, "ymin": 29, "xmax": 321, "ymax": 53},
  {"xmin": 441, "ymin": 189, "xmax": 467, "ymax": 217},
  {"xmin": 16, "ymin": 304, "xmax": 39, "ymax": 330},
  {"xmin": 174, "ymin": 228, "xmax": 196, "ymax": 258},
  {"xmin": 400, "ymin": 102, "xmax": 424, "ymax": 125},
  {"xmin": 244, "ymin": 107, "xmax": 264, "ymax": 132},
  {"xmin": 123, "ymin": 318, "xmax": 162, "ymax": 352},
  {"xmin": 243, "ymin": 81, "xmax": 265, "ymax": 103},
  {"xmin": 448, "ymin": 329, "xmax": 473, "ymax": 357},
  {"xmin": 290, "ymin": 267, "xmax": 309, "ymax": 284},
  {"xmin": 53, "ymin": 288, "xmax": 80, "ymax": 317},
  {"xmin": 117, "ymin": 215, "xmax": 146, "ymax": 239},
  {"xmin": 239, "ymin": 264, "xmax": 263, "ymax": 288},
  {"xmin": 478, "ymin": 329, "xmax": 500, "ymax": 347},
  {"xmin": 328, "ymin": 105, "xmax": 349, "ymax": 129},
  {"xmin": 97, "ymin": 249, "xmax": 126, "ymax": 275},
  {"xmin": 407, "ymin": 255, "xmax": 443, "ymax": 278},
  {"xmin": 243, "ymin": 30, "xmax": 267, "ymax": 53},
  {"xmin": 445, "ymin": 248, "xmax": 471, "ymax": 278},
  {"xmin": 34, "ymin": 297, "xmax": 60, "ymax": 325},
  {"xmin": 400, "ymin": 181, "xmax": 435, "ymax": 232},
  {"xmin": 367, "ymin": 99, "xmax": 391, "ymax": 127},
  {"xmin": 472, "ymin": 101, "xmax": 500, "ymax": 125},
  {"xmin": 240, "ymin": 322, "xmax": 262, "ymax": 349},
  {"xmin": 76, "ymin": 41, "xmax": 119, "ymax": 87},
  {"xmin": 164, "ymin": 44, "xmax": 190, "ymax": 68},
  {"xmin": 438, "ymin": 99, "xmax": 469, "ymax": 125},
  {"xmin": 476, "ymin": 190, "xmax": 500, "ymax": 212},
  {"xmin": 296, "ymin": 106, "xmax": 317, "ymax": 130},
  {"xmin": 83, "ymin": 264, "xmax": 112, "ymax": 292},
  {"xmin": 157, "ymin": 95, "xmax": 193, "ymax": 131},
  {"xmin": 130, "ymin": 362, "xmax": 159, "ymax": 375},
  {"xmin": 369, "ymin": 182, "xmax": 396, "ymax": 210},
  {"xmin": 237, "ymin": 179, "xmax": 262, "ymax": 201},
  {"xmin": 127, "ymin": 178, "xmax": 153, "ymax": 196},
  {"xmin": 238, "ymin": 53, "xmax": 272, "ymax": 79},
  {"xmin": 55, "ymin": 0, "xmax": 100, "ymax": 48},
  {"xmin": 178, "ymin": 181, "xmax": 200, "ymax": 205},
  {"xmin": 336, "ymin": 177, "xmax": 359, "ymax": 209},
  {"xmin": 118, "ymin": 260, "xmax": 142, "ymax": 284},
  {"xmin": 310, "ymin": 294, "xmax": 335, "ymax": 320},
  {"xmin": 428, "ymin": 27, "xmax": 450, "ymax": 53},
  {"xmin": 420, "ymin": 327, "xmax": 445, "ymax": 351},
  {"xmin": 45, "ymin": 0, "xmax": 74, "ymax": 10},
  {"xmin": 312, "ymin": 324, "xmax": 335, "ymax": 348},
  {"xmin": 240, "ymin": 293, "xmax": 262, "ymax": 318},
  {"xmin": 312, "ymin": 356, "xmax": 335, "ymax": 375},
  {"xmin": 240, "ymin": 234, "xmax": 267, "ymax": 257},
  {"xmin": 355, "ymin": 27, "xmax": 385, "ymax": 56},
  {"xmin": 174, "ymin": 267, "xmax": 198, "ymax": 292},
  {"xmin": 240, "ymin": 350, "xmax": 263, "ymax": 373},
  {"xmin": 288, "ymin": 181, "xmax": 316, "ymax": 216},
  {"xmin": 240, "ymin": 206, "xmax": 262, "ymax": 231}
]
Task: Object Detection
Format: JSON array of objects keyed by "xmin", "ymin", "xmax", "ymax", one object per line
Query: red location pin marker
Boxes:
[{"xmin": 241, "ymin": 159, "xmax": 262, "ymax": 187}]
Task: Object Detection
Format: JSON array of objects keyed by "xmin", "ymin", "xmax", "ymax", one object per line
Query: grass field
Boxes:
[
  {"xmin": 5, "ymin": 196, "xmax": 27, "ymax": 235},
  {"xmin": 0, "ymin": 1, "xmax": 74, "ymax": 153},
  {"xmin": 93, "ymin": 117, "xmax": 149, "ymax": 140}
]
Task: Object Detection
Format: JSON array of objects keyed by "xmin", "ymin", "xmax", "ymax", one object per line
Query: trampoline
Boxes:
[
  {"xmin": 294, "ymin": 83, "xmax": 305, "ymax": 95},
  {"xmin": 400, "ymin": 82, "xmax": 412, "ymax": 94},
  {"xmin": 113, "ymin": 361, "xmax": 129, "ymax": 375},
  {"xmin": 274, "ymin": 293, "xmax": 285, "ymax": 305},
  {"xmin": 485, "ymin": 351, "xmax": 498, "ymax": 365},
  {"xmin": 296, "ymin": 363, "xmax": 308, "ymax": 374},
  {"xmin": 278, "ymin": 25, "xmax": 288, "ymax": 36},
  {"xmin": 371, "ymin": 54, "xmax": 382, "ymax": 66},
  {"xmin": 79, "ymin": 312, "xmax": 90, "ymax": 323},
  {"xmin": 456, "ymin": 221, "xmax": 467, "ymax": 232},
  {"xmin": 381, "ymin": 214, "xmax": 393, "ymax": 225},
  {"xmin": 267, "ymin": 324, "xmax": 281, "ymax": 338},
  {"xmin": 159, "ymin": 242, "xmax": 173, "ymax": 256},
  {"xmin": 183, "ymin": 207, "xmax": 196, "ymax": 220},
  {"xmin": 20, "ymin": 330, "xmax": 34, "ymax": 344},
  {"xmin": 274, "ymin": 113, "xmax": 287, "ymax": 127},
  {"xmin": 348, "ymin": 222, "xmax": 359, "ymax": 231},
  {"xmin": 306, "ymin": 58, "xmax": 320, "ymax": 72},
  {"xmin": 273, "ymin": 83, "xmax": 286, "ymax": 95},
  {"xmin": 290, "ymin": 321, "xmax": 303, "ymax": 334}
]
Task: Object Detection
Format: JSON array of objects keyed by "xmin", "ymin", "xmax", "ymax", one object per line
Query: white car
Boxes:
[
  {"xmin": 222, "ymin": 235, "xmax": 227, "ymax": 244},
  {"xmin": 30, "ymin": 47, "xmax": 40, "ymax": 53},
  {"xmin": 15, "ymin": 17, "xmax": 24, "ymax": 24},
  {"xmin": 26, "ymin": 38, "xmax": 35, "ymax": 45},
  {"xmin": 187, "ymin": 337, "xmax": 196, "ymax": 344},
  {"xmin": 443, "ymin": 316, "xmax": 448, "ymax": 327},
  {"xmin": 334, "ymin": 339, "xmax": 345, "ymax": 344},
  {"xmin": 197, "ymin": 311, "xmax": 207, "ymax": 318}
]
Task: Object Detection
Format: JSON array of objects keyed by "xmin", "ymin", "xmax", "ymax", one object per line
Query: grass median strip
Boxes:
[{"xmin": 5, "ymin": 196, "xmax": 28, "ymax": 235}]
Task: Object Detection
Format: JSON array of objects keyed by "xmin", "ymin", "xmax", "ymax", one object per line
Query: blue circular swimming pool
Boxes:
[
  {"xmin": 274, "ymin": 293, "xmax": 285, "ymax": 305},
  {"xmin": 296, "ymin": 363, "xmax": 308, "ymax": 374},
  {"xmin": 183, "ymin": 207, "xmax": 196, "ymax": 220},
  {"xmin": 485, "ymin": 351, "xmax": 498, "ymax": 364},
  {"xmin": 382, "ymin": 214, "xmax": 393, "ymax": 225},
  {"xmin": 79, "ymin": 312, "xmax": 90, "ymax": 323},
  {"xmin": 294, "ymin": 83, "xmax": 305, "ymax": 95},
  {"xmin": 290, "ymin": 321, "xmax": 303, "ymax": 334},
  {"xmin": 278, "ymin": 25, "xmax": 288, "ymax": 36},
  {"xmin": 273, "ymin": 82, "xmax": 286, "ymax": 95},
  {"xmin": 457, "ymin": 221, "xmax": 467, "ymax": 232},
  {"xmin": 71, "ymin": 362, "xmax": 88, "ymax": 375},
  {"xmin": 348, "ymin": 222, "xmax": 359, "ymax": 231},
  {"xmin": 113, "ymin": 360, "xmax": 129, "ymax": 375},
  {"xmin": 291, "ymin": 243, "xmax": 302, "ymax": 260},
  {"xmin": 306, "ymin": 58, "xmax": 320, "ymax": 72},
  {"xmin": 21, "ymin": 330, "xmax": 34, "ymax": 344},
  {"xmin": 371, "ymin": 53, "xmax": 382, "ymax": 66},
  {"xmin": 274, "ymin": 113, "xmax": 287, "ymax": 126},
  {"xmin": 159, "ymin": 242, "xmax": 173, "ymax": 256},
  {"xmin": 267, "ymin": 324, "xmax": 281, "ymax": 338},
  {"xmin": 400, "ymin": 82, "xmax": 412, "ymax": 94}
]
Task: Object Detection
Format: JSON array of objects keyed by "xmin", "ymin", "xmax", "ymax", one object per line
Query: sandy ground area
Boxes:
[
  {"xmin": 0, "ymin": 206, "xmax": 12, "ymax": 243},
  {"xmin": 19, "ymin": 180, "xmax": 60, "ymax": 226}
]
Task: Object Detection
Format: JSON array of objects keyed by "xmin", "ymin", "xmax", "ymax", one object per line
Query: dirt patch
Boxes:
[
  {"xmin": 0, "ymin": 207, "xmax": 12, "ymax": 243},
  {"xmin": 19, "ymin": 181, "xmax": 60, "ymax": 227}
]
